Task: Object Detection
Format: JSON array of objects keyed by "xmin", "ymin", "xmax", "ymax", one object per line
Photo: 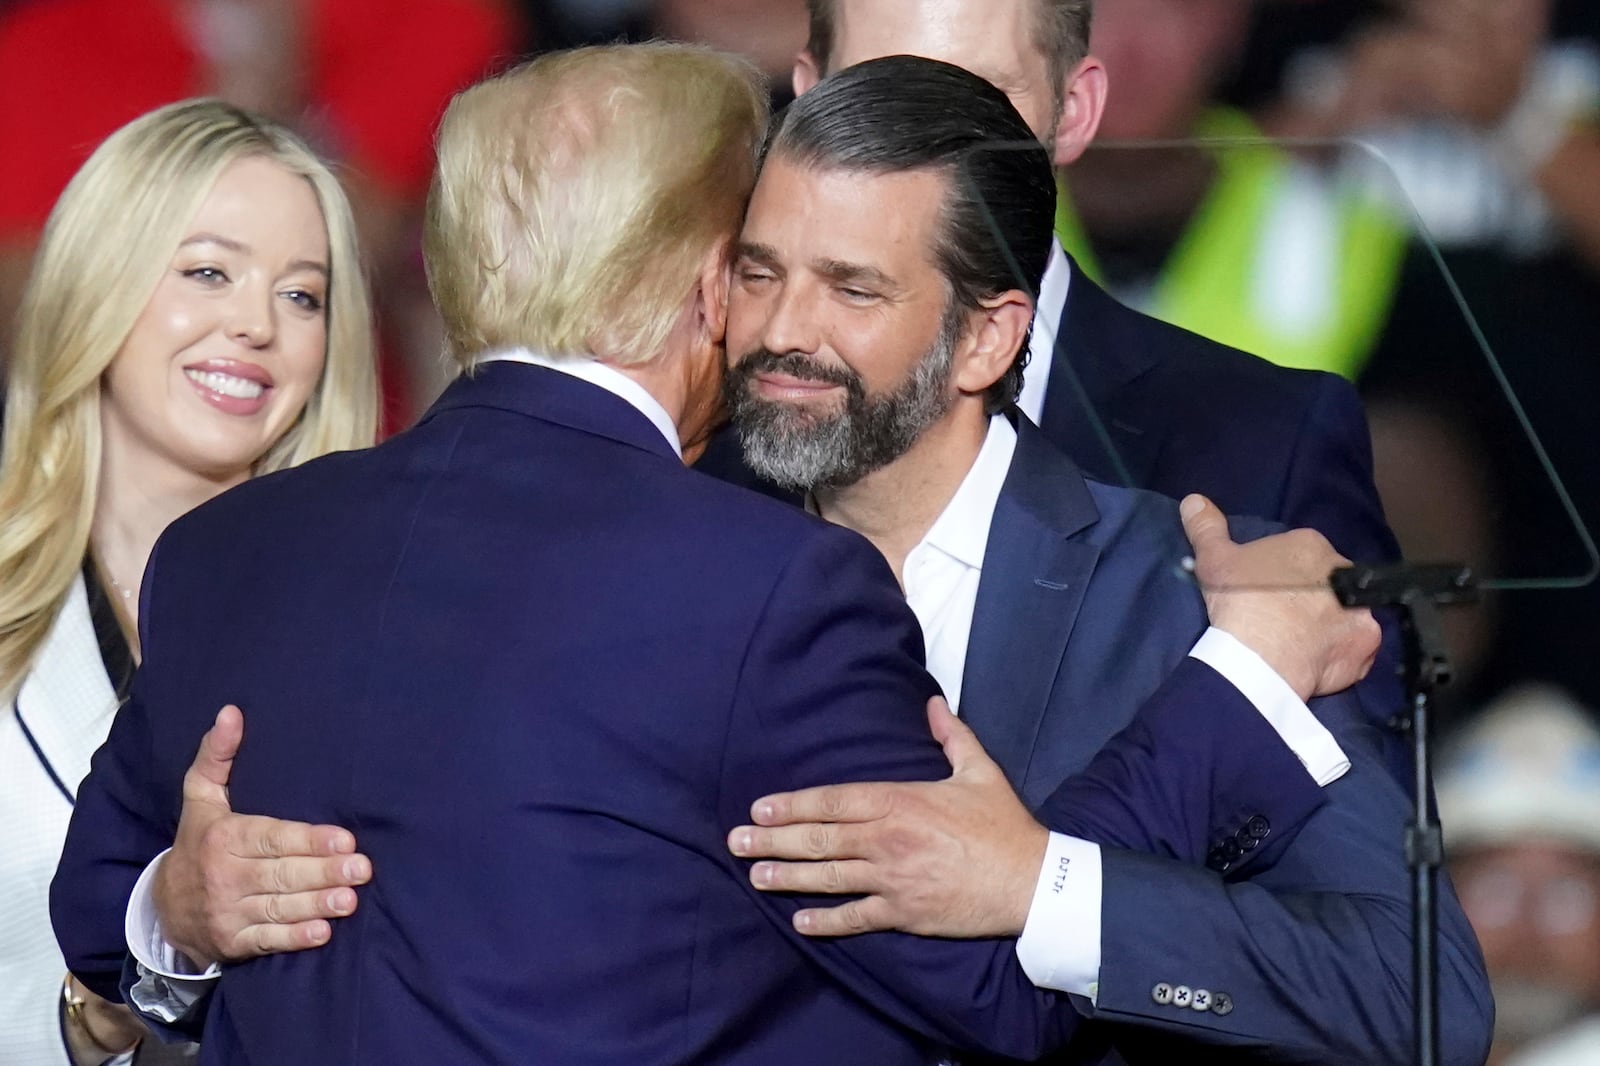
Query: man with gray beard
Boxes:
[{"xmin": 723, "ymin": 55, "xmax": 1492, "ymax": 1065}]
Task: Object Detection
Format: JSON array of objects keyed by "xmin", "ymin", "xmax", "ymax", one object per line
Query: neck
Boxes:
[
  {"xmin": 815, "ymin": 405, "xmax": 989, "ymax": 584},
  {"xmin": 91, "ymin": 429, "xmax": 246, "ymax": 632}
]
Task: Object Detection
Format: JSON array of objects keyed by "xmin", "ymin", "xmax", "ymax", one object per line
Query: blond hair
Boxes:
[
  {"xmin": 0, "ymin": 99, "xmax": 378, "ymax": 699},
  {"xmin": 425, "ymin": 42, "xmax": 769, "ymax": 370}
]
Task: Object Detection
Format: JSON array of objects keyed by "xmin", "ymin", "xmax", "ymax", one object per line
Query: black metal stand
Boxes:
[{"xmin": 1329, "ymin": 563, "xmax": 1478, "ymax": 1066}]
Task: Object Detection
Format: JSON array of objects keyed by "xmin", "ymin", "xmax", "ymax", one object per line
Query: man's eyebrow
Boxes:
[
  {"xmin": 733, "ymin": 241, "xmax": 781, "ymax": 267},
  {"xmin": 814, "ymin": 258, "xmax": 899, "ymax": 293}
]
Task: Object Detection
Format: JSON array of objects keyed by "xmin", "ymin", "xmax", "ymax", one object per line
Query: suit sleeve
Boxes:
[
  {"xmin": 50, "ymin": 537, "xmax": 202, "ymax": 1038},
  {"xmin": 717, "ymin": 524, "xmax": 1082, "ymax": 1061},
  {"xmin": 1036, "ymin": 656, "xmax": 1327, "ymax": 876},
  {"xmin": 1086, "ymin": 688, "xmax": 1493, "ymax": 1066}
]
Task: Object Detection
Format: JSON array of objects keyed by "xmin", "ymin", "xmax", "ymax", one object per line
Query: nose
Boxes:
[
  {"xmin": 227, "ymin": 282, "xmax": 275, "ymax": 348},
  {"xmin": 759, "ymin": 280, "xmax": 821, "ymax": 358}
]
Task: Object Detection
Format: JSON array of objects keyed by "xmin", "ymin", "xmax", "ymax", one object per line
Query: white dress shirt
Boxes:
[
  {"xmin": 897, "ymin": 414, "xmax": 1349, "ymax": 1002},
  {"xmin": 1014, "ymin": 240, "xmax": 1072, "ymax": 426},
  {"xmin": 124, "ymin": 348, "xmax": 686, "ymax": 1017}
]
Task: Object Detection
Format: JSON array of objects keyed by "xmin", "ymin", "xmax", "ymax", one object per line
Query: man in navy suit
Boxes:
[
  {"xmin": 698, "ymin": 0, "xmax": 1398, "ymax": 570},
  {"xmin": 50, "ymin": 46, "xmax": 1379, "ymax": 1065},
  {"xmin": 722, "ymin": 56, "xmax": 1490, "ymax": 1064}
]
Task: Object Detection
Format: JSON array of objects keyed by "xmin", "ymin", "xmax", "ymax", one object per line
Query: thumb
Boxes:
[
  {"xmin": 926, "ymin": 697, "xmax": 995, "ymax": 779},
  {"xmin": 1179, "ymin": 494, "xmax": 1233, "ymax": 567},
  {"xmin": 187, "ymin": 704, "xmax": 244, "ymax": 798}
]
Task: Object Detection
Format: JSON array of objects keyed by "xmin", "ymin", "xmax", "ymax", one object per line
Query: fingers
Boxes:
[
  {"xmin": 1179, "ymin": 494, "xmax": 1232, "ymax": 565},
  {"xmin": 749, "ymin": 781, "xmax": 894, "ymax": 827},
  {"xmin": 792, "ymin": 897, "xmax": 895, "ymax": 937},
  {"xmin": 749, "ymin": 858, "xmax": 877, "ymax": 896},
  {"xmin": 228, "ymin": 815, "xmax": 358, "ymax": 860},
  {"xmin": 251, "ymin": 885, "xmax": 361, "ymax": 926},
  {"xmin": 236, "ymin": 917, "xmax": 335, "ymax": 958},
  {"xmin": 250, "ymin": 852, "xmax": 371, "ymax": 897},
  {"xmin": 728, "ymin": 822, "xmax": 872, "ymax": 862}
]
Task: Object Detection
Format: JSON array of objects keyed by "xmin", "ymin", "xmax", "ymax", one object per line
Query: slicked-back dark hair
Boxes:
[{"xmin": 762, "ymin": 55, "xmax": 1056, "ymax": 412}]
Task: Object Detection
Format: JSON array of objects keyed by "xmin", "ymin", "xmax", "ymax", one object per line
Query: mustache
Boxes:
[{"xmin": 729, "ymin": 348, "xmax": 863, "ymax": 393}]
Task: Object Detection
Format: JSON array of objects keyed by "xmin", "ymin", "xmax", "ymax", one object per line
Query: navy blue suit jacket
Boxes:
[
  {"xmin": 971, "ymin": 420, "xmax": 1491, "ymax": 1065},
  {"xmin": 1038, "ymin": 257, "xmax": 1398, "ymax": 568},
  {"xmin": 53, "ymin": 364, "xmax": 1331, "ymax": 1065}
]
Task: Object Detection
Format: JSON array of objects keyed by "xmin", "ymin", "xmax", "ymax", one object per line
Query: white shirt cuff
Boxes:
[
  {"xmin": 1015, "ymin": 832, "xmax": 1102, "ymax": 1000},
  {"xmin": 1188, "ymin": 627, "xmax": 1351, "ymax": 787},
  {"xmin": 125, "ymin": 849, "xmax": 220, "ymax": 1022}
]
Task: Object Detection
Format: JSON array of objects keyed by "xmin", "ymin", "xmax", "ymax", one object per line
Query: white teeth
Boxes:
[{"xmin": 185, "ymin": 369, "xmax": 265, "ymax": 400}]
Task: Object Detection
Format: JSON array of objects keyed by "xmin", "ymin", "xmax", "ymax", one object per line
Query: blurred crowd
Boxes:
[{"xmin": 2, "ymin": 0, "xmax": 1598, "ymax": 1062}]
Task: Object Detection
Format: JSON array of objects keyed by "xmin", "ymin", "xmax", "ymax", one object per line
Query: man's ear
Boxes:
[
  {"xmin": 953, "ymin": 291, "xmax": 1034, "ymax": 397},
  {"xmin": 792, "ymin": 50, "xmax": 822, "ymax": 97},
  {"xmin": 697, "ymin": 239, "xmax": 733, "ymax": 346},
  {"xmin": 1052, "ymin": 55, "xmax": 1109, "ymax": 168}
]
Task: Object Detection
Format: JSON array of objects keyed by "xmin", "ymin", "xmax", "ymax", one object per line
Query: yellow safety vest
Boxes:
[{"xmin": 1057, "ymin": 109, "xmax": 1409, "ymax": 381}]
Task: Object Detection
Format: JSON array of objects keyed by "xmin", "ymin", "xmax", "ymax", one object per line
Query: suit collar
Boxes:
[
  {"xmin": 957, "ymin": 418, "xmax": 1102, "ymax": 787},
  {"xmin": 422, "ymin": 360, "xmax": 683, "ymax": 464},
  {"xmin": 1038, "ymin": 255, "xmax": 1165, "ymax": 489},
  {"xmin": 14, "ymin": 574, "xmax": 121, "ymax": 795}
]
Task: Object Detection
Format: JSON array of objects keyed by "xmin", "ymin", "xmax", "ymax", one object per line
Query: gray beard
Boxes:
[{"xmin": 729, "ymin": 311, "xmax": 961, "ymax": 492}]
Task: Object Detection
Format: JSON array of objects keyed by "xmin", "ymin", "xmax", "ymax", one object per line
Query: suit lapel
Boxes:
[
  {"xmin": 1040, "ymin": 255, "xmax": 1165, "ymax": 492},
  {"xmin": 958, "ymin": 421, "xmax": 1101, "ymax": 789},
  {"xmin": 14, "ymin": 575, "xmax": 121, "ymax": 796}
]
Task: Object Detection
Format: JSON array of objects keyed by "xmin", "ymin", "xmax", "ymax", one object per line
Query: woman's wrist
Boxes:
[{"xmin": 60, "ymin": 974, "xmax": 142, "ymax": 1066}]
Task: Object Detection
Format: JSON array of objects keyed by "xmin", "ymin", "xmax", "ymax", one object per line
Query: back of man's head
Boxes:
[
  {"xmin": 425, "ymin": 43, "xmax": 769, "ymax": 371},
  {"xmin": 764, "ymin": 54, "xmax": 1055, "ymax": 410}
]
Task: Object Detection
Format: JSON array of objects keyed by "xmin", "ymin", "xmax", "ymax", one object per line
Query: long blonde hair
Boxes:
[{"xmin": 0, "ymin": 99, "xmax": 379, "ymax": 699}]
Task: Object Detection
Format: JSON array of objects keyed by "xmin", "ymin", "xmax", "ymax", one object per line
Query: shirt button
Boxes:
[
  {"xmin": 1210, "ymin": 991, "xmax": 1234, "ymax": 1016},
  {"xmin": 1172, "ymin": 985, "xmax": 1193, "ymax": 1008},
  {"xmin": 1151, "ymin": 983, "xmax": 1174, "ymax": 1006}
]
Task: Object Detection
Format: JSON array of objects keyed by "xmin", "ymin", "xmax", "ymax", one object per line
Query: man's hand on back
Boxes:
[
  {"xmin": 152, "ymin": 705, "xmax": 371, "ymax": 967},
  {"xmin": 1180, "ymin": 494, "xmax": 1381, "ymax": 702},
  {"xmin": 727, "ymin": 697, "xmax": 1046, "ymax": 938}
]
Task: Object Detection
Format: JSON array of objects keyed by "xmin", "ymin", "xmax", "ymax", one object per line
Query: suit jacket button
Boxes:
[
  {"xmin": 1210, "ymin": 991, "xmax": 1234, "ymax": 1016},
  {"xmin": 1206, "ymin": 847, "xmax": 1228, "ymax": 871},
  {"xmin": 1152, "ymin": 983, "xmax": 1174, "ymax": 1006},
  {"xmin": 1222, "ymin": 839, "xmax": 1243, "ymax": 860},
  {"xmin": 1191, "ymin": 989, "xmax": 1212, "ymax": 1012},
  {"xmin": 1246, "ymin": 815, "xmax": 1271, "ymax": 839},
  {"xmin": 1172, "ymin": 985, "xmax": 1193, "ymax": 1008},
  {"xmin": 1236, "ymin": 830, "xmax": 1260, "ymax": 852}
]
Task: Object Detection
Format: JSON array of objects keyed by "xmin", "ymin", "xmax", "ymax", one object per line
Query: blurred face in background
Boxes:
[
  {"xmin": 101, "ymin": 156, "xmax": 329, "ymax": 487},
  {"xmin": 1452, "ymin": 841, "xmax": 1600, "ymax": 1055},
  {"xmin": 1089, "ymin": 0, "xmax": 1250, "ymax": 140},
  {"xmin": 812, "ymin": 0, "xmax": 1060, "ymax": 144}
]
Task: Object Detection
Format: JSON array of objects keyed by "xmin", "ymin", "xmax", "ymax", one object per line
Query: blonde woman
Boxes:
[{"xmin": 0, "ymin": 100, "xmax": 377, "ymax": 1065}]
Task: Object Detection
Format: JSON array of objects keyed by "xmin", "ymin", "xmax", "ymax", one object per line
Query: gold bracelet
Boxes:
[{"xmin": 60, "ymin": 973, "xmax": 141, "ymax": 1059}]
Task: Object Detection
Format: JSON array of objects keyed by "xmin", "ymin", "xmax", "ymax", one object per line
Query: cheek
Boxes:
[{"xmin": 280, "ymin": 321, "xmax": 328, "ymax": 399}]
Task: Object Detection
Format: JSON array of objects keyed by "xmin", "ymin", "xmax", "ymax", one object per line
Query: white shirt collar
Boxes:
[
  {"xmin": 475, "ymin": 348, "xmax": 683, "ymax": 459},
  {"xmin": 917, "ymin": 413, "xmax": 1018, "ymax": 571},
  {"xmin": 1017, "ymin": 239, "xmax": 1073, "ymax": 425}
]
